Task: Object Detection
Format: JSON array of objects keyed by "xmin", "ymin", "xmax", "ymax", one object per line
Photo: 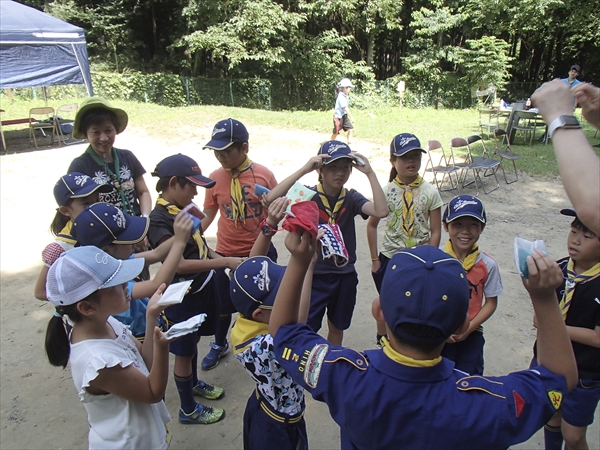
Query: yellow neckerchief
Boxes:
[
  {"xmin": 226, "ymin": 157, "xmax": 254, "ymax": 226},
  {"xmin": 317, "ymin": 183, "xmax": 346, "ymax": 224},
  {"xmin": 155, "ymin": 197, "xmax": 209, "ymax": 260},
  {"xmin": 444, "ymin": 241, "xmax": 480, "ymax": 272},
  {"xmin": 230, "ymin": 314, "xmax": 270, "ymax": 355},
  {"xmin": 559, "ymin": 259, "xmax": 600, "ymax": 319},
  {"xmin": 380, "ymin": 337, "xmax": 442, "ymax": 367},
  {"xmin": 393, "ymin": 175, "xmax": 424, "ymax": 237},
  {"xmin": 56, "ymin": 220, "xmax": 76, "ymax": 244}
]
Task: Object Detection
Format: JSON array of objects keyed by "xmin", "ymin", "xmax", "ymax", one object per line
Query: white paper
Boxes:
[
  {"xmin": 164, "ymin": 313, "xmax": 207, "ymax": 340},
  {"xmin": 157, "ymin": 280, "xmax": 193, "ymax": 306}
]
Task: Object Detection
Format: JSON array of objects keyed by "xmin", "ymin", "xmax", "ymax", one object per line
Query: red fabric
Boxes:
[
  {"xmin": 282, "ymin": 201, "xmax": 319, "ymax": 238},
  {"xmin": 513, "ymin": 390, "xmax": 525, "ymax": 418},
  {"xmin": 42, "ymin": 242, "xmax": 65, "ymax": 266}
]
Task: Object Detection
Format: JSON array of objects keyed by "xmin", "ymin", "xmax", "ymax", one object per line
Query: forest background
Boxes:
[{"xmin": 15, "ymin": 0, "xmax": 600, "ymax": 110}]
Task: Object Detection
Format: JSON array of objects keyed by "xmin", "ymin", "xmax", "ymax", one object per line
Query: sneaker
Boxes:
[
  {"xmin": 201, "ymin": 341, "xmax": 229, "ymax": 370},
  {"xmin": 193, "ymin": 380, "xmax": 225, "ymax": 400},
  {"xmin": 179, "ymin": 403, "xmax": 226, "ymax": 425}
]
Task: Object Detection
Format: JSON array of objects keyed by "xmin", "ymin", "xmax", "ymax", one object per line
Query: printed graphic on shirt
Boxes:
[
  {"xmin": 93, "ymin": 165, "xmax": 137, "ymax": 212},
  {"xmin": 221, "ymin": 183, "xmax": 264, "ymax": 220}
]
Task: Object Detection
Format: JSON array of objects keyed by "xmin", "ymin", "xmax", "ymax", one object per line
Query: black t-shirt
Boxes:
[
  {"xmin": 68, "ymin": 148, "xmax": 145, "ymax": 215},
  {"xmin": 147, "ymin": 203, "xmax": 210, "ymax": 289}
]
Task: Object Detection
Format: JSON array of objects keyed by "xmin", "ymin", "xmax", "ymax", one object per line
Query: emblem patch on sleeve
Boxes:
[
  {"xmin": 303, "ymin": 343, "xmax": 328, "ymax": 389},
  {"xmin": 547, "ymin": 390, "xmax": 563, "ymax": 410}
]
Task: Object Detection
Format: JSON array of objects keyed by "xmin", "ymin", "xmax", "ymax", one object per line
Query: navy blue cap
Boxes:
[
  {"xmin": 203, "ymin": 118, "xmax": 249, "ymax": 151},
  {"xmin": 390, "ymin": 133, "xmax": 426, "ymax": 157},
  {"xmin": 570, "ymin": 65, "xmax": 580, "ymax": 73},
  {"xmin": 151, "ymin": 154, "xmax": 215, "ymax": 188},
  {"xmin": 53, "ymin": 172, "xmax": 112, "ymax": 206},
  {"xmin": 443, "ymin": 195, "xmax": 487, "ymax": 224},
  {"xmin": 230, "ymin": 256, "xmax": 285, "ymax": 318},
  {"xmin": 560, "ymin": 208, "xmax": 577, "ymax": 218},
  {"xmin": 380, "ymin": 246, "xmax": 469, "ymax": 345},
  {"xmin": 72, "ymin": 202, "xmax": 149, "ymax": 248},
  {"xmin": 317, "ymin": 140, "xmax": 356, "ymax": 164}
]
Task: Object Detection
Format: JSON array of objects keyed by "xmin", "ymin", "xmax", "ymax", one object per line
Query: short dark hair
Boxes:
[
  {"xmin": 78, "ymin": 108, "xmax": 121, "ymax": 137},
  {"xmin": 390, "ymin": 322, "xmax": 446, "ymax": 353},
  {"xmin": 571, "ymin": 217, "xmax": 598, "ymax": 237},
  {"xmin": 155, "ymin": 176, "xmax": 189, "ymax": 193}
]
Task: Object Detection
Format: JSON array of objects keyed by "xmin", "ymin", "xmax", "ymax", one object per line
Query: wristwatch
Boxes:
[
  {"xmin": 261, "ymin": 219, "xmax": 278, "ymax": 237},
  {"xmin": 547, "ymin": 114, "xmax": 581, "ymax": 139}
]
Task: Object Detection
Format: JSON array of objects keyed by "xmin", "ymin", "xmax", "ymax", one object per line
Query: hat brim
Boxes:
[
  {"xmin": 322, "ymin": 154, "xmax": 356, "ymax": 165},
  {"xmin": 113, "ymin": 216, "xmax": 150, "ymax": 245},
  {"xmin": 391, "ymin": 148, "xmax": 426, "ymax": 157},
  {"xmin": 444, "ymin": 212, "xmax": 486, "ymax": 224},
  {"xmin": 560, "ymin": 208, "xmax": 577, "ymax": 217},
  {"xmin": 70, "ymin": 182, "xmax": 113, "ymax": 199},
  {"xmin": 72, "ymin": 98, "xmax": 129, "ymax": 139},
  {"xmin": 101, "ymin": 257, "xmax": 145, "ymax": 289},
  {"xmin": 186, "ymin": 175, "xmax": 216, "ymax": 188},
  {"xmin": 203, "ymin": 140, "xmax": 237, "ymax": 151}
]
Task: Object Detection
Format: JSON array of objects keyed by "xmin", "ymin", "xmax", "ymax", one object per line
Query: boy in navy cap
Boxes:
[
  {"xmin": 269, "ymin": 229, "xmax": 577, "ymax": 449},
  {"xmin": 265, "ymin": 141, "xmax": 387, "ymax": 345},
  {"xmin": 147, "ymin": 153, "xmax": 242, "ymax": 425},
  {"xmin": 200, "ymin": 118, "xmax": 279, "ymax": 370},
  {"xmin": 440, "ymin": 195, "xmax": 502, "ymax": 375},
  {"xmin": 534, "ymin": 208, "xmax": 600, "ymax": 450}
]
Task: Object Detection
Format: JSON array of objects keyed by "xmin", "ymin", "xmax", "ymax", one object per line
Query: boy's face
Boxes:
[
  {"xmin": 213, "ymin": 143, "xmax": 248, "ymax": 170},
  {"xmin": 86, "ymin": 119, "xmax": 117, "ymax": 155},
  {"xmin": 170, "ymin": 179, "xmax": 198, "ymax": 209},
  {"xmin": 567, "ymin": 225, "xmax": 600, "ymax": 271},
  {"xmin": 391, "ymin": 150, "xmax": 422, "ymax": 181},
  {"xmin": 444, "ymin": 218, "xmax": 484, "ymax": 253},
  {"xmin": 319, "ymin": 159, "xmax": 352, "ymax": 190}
]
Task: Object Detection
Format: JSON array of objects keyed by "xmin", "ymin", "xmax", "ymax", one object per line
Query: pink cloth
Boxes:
[{"xmin": 282, "ymin": 201, "xmax": 319, "ymax": 238}]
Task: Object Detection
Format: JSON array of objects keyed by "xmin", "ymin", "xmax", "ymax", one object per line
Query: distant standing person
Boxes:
[
  {"xmin": 331, "ymin": 78, "xmax": 355, "ymax": 144},
  {"xmin": 540, "ymin": 65, "xmax": 582, "ymax": 142}
]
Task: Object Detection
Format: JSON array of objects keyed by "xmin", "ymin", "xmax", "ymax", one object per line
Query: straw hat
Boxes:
[{"xmin": 73, "ymin": 97, "xmax": 129, "ymax": 139}]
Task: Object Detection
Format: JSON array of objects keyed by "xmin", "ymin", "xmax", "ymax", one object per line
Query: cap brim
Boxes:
[
  {"xmin": 202, "ymin": 140, "xmax": 236, "ymax": 151},
  {"xmin": 560, "ymin": 208, "xmax": 577, "ymax": 217},
  {"xmin": 186, "ymin": 175, "xmax": 216, "ymax": 188},
  {"xmin": 101, "ymin": 257, "xmax": 145, "ymax": 289},
  {"xmin": 70, "ymin": 182, "xmax": 113, "ymax": 199},
  {"xmin": 391, "ymin": 148, "xmax": 426, "ymax": 157},
  {"xmin": 113, "ymin": 216, "xmax": 150, "ymax": 245},
  {"xmin": 322, "ymin": 154, "xmax": 355, "ymax": 164},
  {"xmin": 444, "ymin": 212, "xmax": 486, "ymax": 223}
]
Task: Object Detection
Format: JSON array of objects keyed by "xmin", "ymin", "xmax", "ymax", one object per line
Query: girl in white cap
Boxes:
[{"xmin": 331, "ymin": 78, "xmax": 355, "ymax": 144}]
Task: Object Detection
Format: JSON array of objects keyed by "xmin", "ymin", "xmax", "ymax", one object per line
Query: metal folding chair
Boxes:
[
  {"xmin": 29, "ymin": 107, "xmax": 57, "ymax": 148},
  {"xmin": 423, "ymin": 139, "xmax": 461, "ymax": 196},
  {"xmin": 55, "ymin": 103, "xmax": 81, "ymax": 146},
  {"xmin": 493, "ymin": 129, "xmax": 521, "ymax": 184},
  {"xmin": 450, "ymin": 136, "xmax": 500, "ymax": 195},
  {"xmin": 478, "ymin": 108, "xmax": 499, "ymax": 140},
  {"xmin": 512, "ymin": 110, "xmax": 538, "ymax": 146}
]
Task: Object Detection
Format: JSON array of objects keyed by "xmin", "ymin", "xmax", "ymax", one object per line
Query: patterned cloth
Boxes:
[{"xmin": 318, "ymin": 223, "xmax": 349, "ymax": 267}]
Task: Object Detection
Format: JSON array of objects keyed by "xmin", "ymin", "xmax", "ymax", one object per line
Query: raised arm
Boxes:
[
  {"xmin": 264, "ymin": 155, "xmax": 331, "ymax": 203},
  {"xmin": 249, "ymin": 196, "xmax": 287, "ymax": 257},
  {"xmin": 353, "ymin": 153, "xmax": 388, "ymax": 219},
  {"xmin": 523, "ymin": 250, "xmax": 577, "ymax": 391}
]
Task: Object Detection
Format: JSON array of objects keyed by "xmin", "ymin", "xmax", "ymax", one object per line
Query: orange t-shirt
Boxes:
[{"xmin": 204, "ymin": 163, "xmax": 277, "ymax": 256}]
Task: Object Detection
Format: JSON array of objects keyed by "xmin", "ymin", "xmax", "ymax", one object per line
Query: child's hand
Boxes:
[
  {"xmin": 351, "ymin": 152, "xmax": 373, "ymax": 174},
  {"xmin": 311, "ymin": 228, "xmax": 326, "ymax": 266},
  {"xmin": 285, "ymin": 230, "xmax": 318, "ymax": 266},
  {"xmin": 153, "ymin": 326, "xmax": 171, "ymax": 346},
  {"xmin": 174, "ymin": 212, "xmax": 194, "ymax": 241},
  {"xmin": 303, "ymin": 154, "xmax": 331, "ymax": 174},
  {"xmin": 267, "ymin": 196, "xmax": 288, "ymax": 227},
  {"xmin": 147, "ymin": 283, "xmax": 168, "ymax": 316},
  {"xmin": 224, "ymin": 257, "xmax": 245, "ymax": 270},
  {"xmin": 522, "ymin": 250, "xmax": 563, "ymax": 300}
]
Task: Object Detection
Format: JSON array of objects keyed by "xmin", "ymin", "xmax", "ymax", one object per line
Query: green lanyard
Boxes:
[{"xmin": 85, "ymin": 146, "xmax": 135, "ymax": 215}]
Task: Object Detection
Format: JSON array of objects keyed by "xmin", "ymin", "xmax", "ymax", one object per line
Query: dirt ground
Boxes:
[{"xmin": 1, "ymin": 122, "xmax": 598, "ymax": 450}]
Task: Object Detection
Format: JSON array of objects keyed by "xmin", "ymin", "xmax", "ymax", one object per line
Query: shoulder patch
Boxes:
[
  {"xmin": 303, "ymin": 343, "xmax": 328, "ymax": 389},
  {"xmin": 547, "ymin": 390, "xmax": 563, "ymax": 411},
  {"xmin": 456, "ymin": 375, "xmax": 506, "ymax": 400}
]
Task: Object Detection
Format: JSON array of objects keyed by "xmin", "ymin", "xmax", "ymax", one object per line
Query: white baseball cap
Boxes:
[
  {"xmin": 46, "ymin": 246, "xmax": 144, "ymax": 306},
  {"xmin": 339, "ymin": 78, "xmax": 355, "ymax": 88}
]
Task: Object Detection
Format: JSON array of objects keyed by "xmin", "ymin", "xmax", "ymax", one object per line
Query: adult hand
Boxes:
[
  {"xmin": 573, "ymin": 83, "xmax": 600, "ymax": 130},
  {"xmin": 531, "ymin": 80, "xmax": 575, "ymax": 125}
]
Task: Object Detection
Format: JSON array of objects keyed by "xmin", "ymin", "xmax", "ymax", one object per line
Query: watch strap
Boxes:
[{"xmin": 548, "ymin": 114, "xmax": 581, "ymax": 139}]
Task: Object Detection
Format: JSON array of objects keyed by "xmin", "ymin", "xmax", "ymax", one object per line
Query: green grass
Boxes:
[{"xmin": 2, "ymin": 96, "xmax": 598, "ymax": 177}]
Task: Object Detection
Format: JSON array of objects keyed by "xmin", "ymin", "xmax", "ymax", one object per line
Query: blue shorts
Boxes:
[
  {"xmin": 307, "ymin": 271, "xmax": 358, "ymax": 332},
  {"xmin": 244, "ymin": 390, "xmax": 307, "ymax": 450},
  {"xmin": 371, "ymin": 253, "xmax": 390, "ymax": 294},
  {"xmin": 441, "ymin": 330, "xmax": 485, "ymax": 375},
  {"xmin": 530, "ymin": 357, "xmax": 600, "ymax": 427},
  {"xmin": 165, "ymin": 278, "xmax": 217, "ymax": 357},
  {"xmin": 215, "ymin": 244, "xmax": 278, "ymax": 315}
]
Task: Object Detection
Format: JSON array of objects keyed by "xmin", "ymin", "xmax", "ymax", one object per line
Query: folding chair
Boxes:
[
  {"xmin": 55, "ymin": 103, "xmax": 81, "ymax": 146},
  {"xmin": 478, "ymin": 108, "xmax": 499, "ymax": 140},
  {"xmin": 29, "ymin": 107, "xmax": 57, "ymax": 148},
  {"xmin": 423, "ymin": 139, "xmax": 461, "ymax": 195},
  {"xmin": 451, "ymin": 136, "xmax": 499, "ymax": 196},
  {"xmin": 466, "ymin": 135, "xmax": 500, "ymax": 194},
  {"xmin": 493, "ymin": 129, "xmax": 521, "ymax": 184},
  {"xmin": 512, "ymin": 110, "xmax": 538, "ymax": 146}
]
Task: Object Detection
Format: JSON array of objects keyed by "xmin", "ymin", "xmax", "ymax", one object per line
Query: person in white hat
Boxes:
[{"xmin": 331, "ymin": 78, "xmax": 355, "ymax": 144}]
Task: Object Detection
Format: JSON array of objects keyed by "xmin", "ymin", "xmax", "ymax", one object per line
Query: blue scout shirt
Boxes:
[{"xmin": 274, "ymin": 323, "xmax": 567, "ymax": 450}]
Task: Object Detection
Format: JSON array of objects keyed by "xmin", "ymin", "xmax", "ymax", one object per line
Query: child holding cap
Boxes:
[
  {"xmin": 367, "ymin": 133, "xmax": 443, "ymax": 346},
  {"xmin": 148, "ymin": 153, "xmax": 243, "ymax": 425},
  {"xmin": 440, "ymin": 195, "xmax": 502, "ymax": 376},
  {"xmin": 200, "ymin": 118, "xmax": 279, "ymax": 370},
  {"xmin": 68, "ymin": 97, "xmax": 151, "ymax": 217},
  {"xmin": 331, "ymin": 78, "xmax": 355, "ymax": 144},
  {"xmin": 44, "ymin": 247, "xmax": 172, "ymax": 449},
  {"xmin": 266, "ymin": 140, "xmax": 387, "ymax": 345},
  {"xmin": 534, "ymin": 208, "xmax": 600, "ymax": 450},
  {"xmin": 269, "ymin": 231, "xmax": 577, "ymax": 449},
  {"xmin": 34, "ymin": 172, "xmax": 111, "ymax": 301},
  {"xmin": 71, "ymin": 202, "xmax": 193, "ymax": 340}
]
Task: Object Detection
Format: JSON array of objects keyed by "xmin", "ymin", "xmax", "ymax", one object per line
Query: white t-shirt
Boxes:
[{"xmin": 69, "ymin": 317, "xmax": 171, "ymax": 450}]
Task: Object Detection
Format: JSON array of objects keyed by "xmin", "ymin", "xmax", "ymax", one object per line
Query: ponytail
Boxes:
[
  {"xmin": 50, "ymin": 210, "xmax": 71, "ymax": 236},
  {"xmin": 389, "ymin": 166, "xmax": 398, "ymax": 182}
]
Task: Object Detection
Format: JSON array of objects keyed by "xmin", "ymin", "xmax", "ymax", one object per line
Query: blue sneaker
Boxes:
[
  {"xmin": 201, "ymin": 341, "xmax": 229, "ymax": 370},
  {"xmin": 179, "ymin": 403, "xmax": 225, "ymax": 425}
]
